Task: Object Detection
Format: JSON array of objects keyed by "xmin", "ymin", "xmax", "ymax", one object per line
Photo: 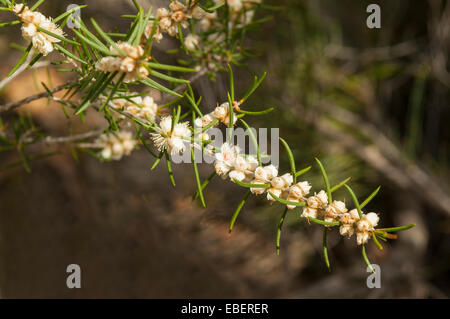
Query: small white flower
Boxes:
[
  {"xmin": 191, "ymin": 6, "xmax": 207, "ymax": 19},
  {"xmin": 280, "ymin": 173, "xmax": 294, "ymax": 188},
  {"xmin": 339, "ymin": 209, "xmax": 360, "ymax": 238},
  {"xmin": 32, "ymin": 32, "xmax": 54, "ymax": 56},
  {"xmin": 96, "ymin": 42, "xmax": 148, "ymax": 83},
  {"xmin": 306, "ymin": 190, "xmax": 328, "ymax": 209},
  {"xmin": 185, "ymin": 34, "xmax": 200, "ymax": 50},
  {"xmin": 229, "ymin": 155, "xmax": 258, "ymax": 182},
  {"xmin": 213, "ymin": 102, "xmax": 237, "ymax": 126},
  {"xmin": 214, "ymin": 143, "xmax": 239, "ymax": 179},
  {"xmin": 97, "ymin": 131, "xmax": 137, "ymax": 161},
  {"xmin": 356, "ymin": 231, "xmax": 371, "ymax": 246},
  {"xmin": 266, "ymin": 187, "xmax": 282, "ymax": 201},
  {"xmin": 267, "ymin": 173, "xmax": 293, "ymax": 202},
  {"xmin": 194, "ymin": 113, "xmax": 216, "ymax": 128},
  {"xmin": 21, "ymin": 23, "xmax": 37, "ymax": 38},
  {"xmin": 145, "ymin": 20, "xmax": 163, "ymax": 42},
  {"xmin": 301, "ymin": 207, "xmax": 320, "ymax": 219},
  {"xmin": 250, "ymin": 179, "xmax": 267, "ymax": 195},
  {"xmin": 140, "ymin": 96, "xmax": 158, "ymax": 121},
  {"xmin": 151, "ymin": 116, "xmax": 191, "ymax": 156},
  {"xmin": 286, "ymin": 181, "xmax": 311, "ymax": 209},
  {"xmin": 356, "ymin": 213, "xmax": 378, "ymax": 232},
  {"xmin": 365, "ymin": 212, "xmax": 380, "ymax": 228},
  {"xmin": 14, "ymin": 5, "xmax": 63, "ymax": 56},
  {"xmin": 324, "ymin": 200, "xmax": 348, "ymax": 223},
  {"xmin": 249, "ymin": 165, "xmax": 277, "ymax": 195},
  {"xmin": 341, "ymin": 209, "xmax": 360, "ymax": 225},
  {"xmin": 120, "ymin": 95, "xmax": 158, "ymax": 122},
  {"xmin": 171, "ymin": 10, "xmax": 187, "ymax": 23},
  {"xmin": 353, "ymin": 212, "xmax": 379, "ymax": 245},
  {"xmin": 340, "ymin": 224, "xmax": 355, "ymax": 238},
  {"xmin": 289, "ymin": 181, "xmax": 311, "ymax": 199},
  {"xmin": 156, "ymin": 8, "xmax": 169, "ymax": 18},
  {"xmin": 169, "ymin": 1, "xmax": 186, "ymax": 12},
  {"xmin": 254, "ymin": 165, "xmax": 278, "ymax": 182}
]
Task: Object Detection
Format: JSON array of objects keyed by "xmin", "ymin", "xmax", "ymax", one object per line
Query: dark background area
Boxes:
[{"xmin": 0, "ymin": 0, "xmax": 448, "ymax": 298}]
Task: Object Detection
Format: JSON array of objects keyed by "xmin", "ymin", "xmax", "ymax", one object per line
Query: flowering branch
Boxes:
[{"xmin": 0, "ymin": 0, "xmax": 416, "ymax": 274}]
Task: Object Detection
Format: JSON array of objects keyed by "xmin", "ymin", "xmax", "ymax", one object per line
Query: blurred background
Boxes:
[{"xmin": 0, "ymin": 0, "xmax": 449, "ymax": 298}]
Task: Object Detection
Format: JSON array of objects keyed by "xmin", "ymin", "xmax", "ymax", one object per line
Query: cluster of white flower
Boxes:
[
  {"xmin": 248, "ymin": 164, "xmax": 311, "ymax": 207},
  {"xmin": 96, "ymin": 131, "xmax": 137, "ymax": 161},
  {"xmin": 109, "ymin": 93, "xmax": 159, "ymax": 122},
  {"xmin": 263, "ymin": 172, "xmax": 294, "ymax": 202},
  {"xmin": 95, "ymin": 42, "xmax": 149, "ymax": 83},
  {"xmin": 13, "ymin": 4, "xmax": 64, "ymax": 56},
  {"xmin": 210, "ymin": 133, "xmax": 382, "ymax": 247},
  {"xmin": 151, "ymin": 115, "xmax": 192, "ymax": 156},
  {"xmin": 299, "ymin": 190, "xmax": 380, "ymax": 245},
  {"xmin": 214, "ymin": 143, "xmax": 258, "ymax": 182},
  {"xmin": 340, "ymin": 210, "xmax": 380, "ymax": 245},
  {"xmin": 195, "ymin": 102, "xmax": 238, "ymax": 128},
  {"xmin": 145, "ymin": 1, "xmax": 197, "ymax": 42}
]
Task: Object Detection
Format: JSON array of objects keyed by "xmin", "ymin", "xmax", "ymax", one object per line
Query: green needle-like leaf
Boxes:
[
  {"xmin": 191, "ymin": 147, "xmax": 206, "ymax": 208},
  {"xmin": 141, "ymin": 78, "xmax": 183, "ymax": 97},
  {"xmin": 276, "ymin": 207, "xmax": 288, "ymax": 255},
  {"xmin": 227, "ymin": 92, "xmax": 234, "ymax": 141},
  {"xmin": 7, "ymin": 43, "xmax": 32, "ymax": 77},
  {"xmin": 295, "ymin": 165, "xmax": 311, "ymax": 177},
  {"xmin": 30, "ymin": 0, "xmax": 46, "ymax": 11},
  {"xmin": 362, "ymin": 245, "xmax": 375, "ymax": 273},
  {"xmin": 36, "ymin": 26, "xmax": 79, "ymax": 46},
  {"xmin": 280, "ymin": 137, "xmax": 296, "ymax": 183},
  {"xmin": 372, "ymin": 233, "xmax": 383, "ymax": 250},
  {"xmin": 377, "ymin": 224, "xmax": 416, "ymax": 232},
  {"xmin": 151, "ymin": 151, "xmax": 164, "ymax": 170},
  {"xmin": 240, "ymin": 119, "xmax": 261, "ymax": 166},
  {"xmin": 360, "ymin": 186, "xmax": 381, "ymax": 209},
  {"xmin": 323, "ymin": 228, "xmax": 331, "ymax": 271},
  {"xmin": 330, "ymin": 177, "xmax": 351, "ymax": 193},
  {"xmin": 54, "ymin": 43, "xmax": 87, "ymax": 65},
  {"xmin": 242, "ymin": 72, "xmax": 267, "ymax": 102},
  {"xmin": 307, "ymin": 217, "xmax": 340, "ymax": 227},
  {"xmin": 53, "ymin": 5, "xmax": 86, "ymax": 23},
  {"xmin": 165, "ymin": 151, "xmax": 175, "ymax": 186},
  {"xmin": 185, "ymin": 92, "xmax": 203, "ymax": 117},
  {"xmin": 150, "ymin": 69, "xmax": 190, "ymax": 84},
  {"xmin": 0, "ymin": 20, "xmax": 20, "ymax": 28},
  {"xmin": 73, "ymin": 29, "xmax": 112, "ymax": 56},
  {"xmin": 229, "ymin": 190, "xmax": 251, "ymax": 233},
  {"xmin": 91, "ymin": 18, "xmax": 126, "ymax": 56},
  {"xmin": 146, "ymin": 62, "xmax": 196, "ymax": 73},
  {"xmin": 228, "ymin": 64, "xmax": 235, "ymax": 102},
  {"xmin": 193, "ymin": 171, "xmax": 216, "ymax": 200},
  {"xmin": 233, "ymin": 179, "xmax": 270, "ymax": 188},
  {"xmin": 237, "ymin": 107, "xmax": 274, "ymax": 116},
  {"xmin": 315, "ymin": 158, "xmax": 332, "ymax": 202},
  {"xmin": 268, "ymin": 191, "xmax": 306, "ymax": 207}
]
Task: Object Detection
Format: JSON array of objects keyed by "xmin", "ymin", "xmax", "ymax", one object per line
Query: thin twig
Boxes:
[
  {"xmin": 0, "ymin": 48, "xmax": 35, "ymax": 90},
  {"xmin": 0, "ymin": 79, "xmax": 78, "ymax": 113},
  {"xmin": 43, "ymin": 129, "xmax": 104, "ymax": 144}
]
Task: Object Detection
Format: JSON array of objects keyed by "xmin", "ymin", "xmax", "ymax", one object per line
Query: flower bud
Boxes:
[
  {"xmin": 301, "ymin": 207, "xmax": 319, "ymax": 219},
  {"xmin": 289, "ymin": 181, "xmax": 311, "ymax": 199}
]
